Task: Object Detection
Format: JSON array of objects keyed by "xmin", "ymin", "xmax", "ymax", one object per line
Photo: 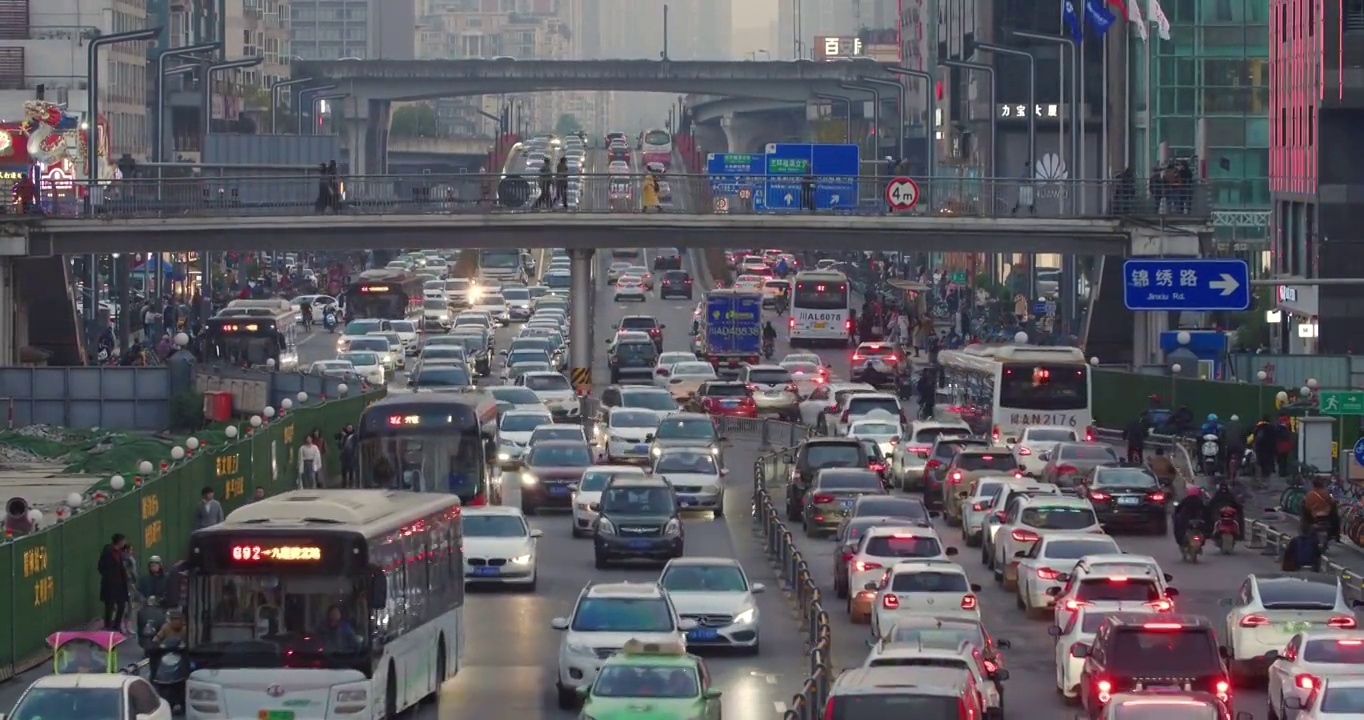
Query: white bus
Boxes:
[
  {"xmin": 936, "ymin": 344, "xmax": 1095, "ymax": 445},
  {"xmin": 203, "ymin": 298, "xmax": 300, "ymax": 370},
  {"xmin": 185, "ymin": 490, "xmax": 464, "ymax": 720},
  {"xmin": 788, "ymin": 270, "xmax": 852, "ymax": 346}
]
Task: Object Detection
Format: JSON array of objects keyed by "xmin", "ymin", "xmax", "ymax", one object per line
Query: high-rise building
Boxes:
[
  {"xmin": 1268, "ymin": 0, "xmax": 1363, "ymax": 353},
  {"xmin": 778, "ymin": 0, "xmax": 855, "ymax": 59},
  {"xmin": 292, "ymin": 0, "xmax": 414, "ymax": 59},
  {"xmin": 0, "ymin": 0, "xmax": 152, "ymax": 160}
]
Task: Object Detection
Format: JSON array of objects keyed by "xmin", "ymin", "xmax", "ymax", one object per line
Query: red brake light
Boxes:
[
  {"xmin": 1142, "ymin": 622, "xmax": 1185, "ymax": 630},
  {"xmin": 1240, "ymin": 614, "xmax": 1270, "ymax": 627},
  {"xmin": 1340, "ymin": 640, "xmax": 1364, "ymax": 645},
  {"xmin": 971, "ymin": 502, "xmax": 989, "ymax": 511},
  {"xmin": 950, "ymin": 471, "xmax": 963, "ymax": 483},
  {"xmin": 885, "ymin": 354, "xmax": 897, "ymax": 362},
  {"xmin": 1215, "ymin": 680, "xmax": 1230, "ymax": 701},
  {"xmin": 882, "ymin": 594, "xmax": 900, "ymax": 609},
  {"xmin": 961, "ymin": 594, "xmax": 977, "ymax": 610},
  {"xmin": 1088, "ymin": 491, "xmax": 1109, "ymax": 501},
  {"xmin": 1064, "ymin": 599, "xmax": 1089, "ymax": 611},
  {"xmin": 467, "ymin": 492, "xmax": 487, "ymax": 507},
  {"xmin": 1037, "ymin": 567, "xmax": 1060, "ymax": 580},
  {"xmin": 1146, "ymin": 599, "xmax": 1173, "ymax": 612},
  {"xmin": 853, "ymin": 561, "xmax": 883, "ymax": 573},
  {"xmin": 1329, "ymin": 615, "xmax": 1358, "ymax": 628},
  {"xmin": 1018, "ymin": 446, "xmax": 1032, "ymax": 456},
  {"xmin": 926, "ymin": 459, "xmax": 943, "ymax": 469},
  {"xmin": 1085, "ymin": 426, "xmax": 1096, "ymax": 442},
  {"xmin": 788, "ymin": 317, "xmax": 795, "ymax": 329},
  {"xmin": 827, "ymin": 404, "xmax": 839, "ymax": 412},
  {"xmin": 841, "ymin": 552, "xmax": 855, "ymax": 562},
  {"xmin": 1056, "ymin": 465, "xmax": 1078, "ymax": 475},
  {"xmin": 812, "ymin": 494, "xmax": 835, "ymax": 504},
  {"xmin": 845, "ymin": 320, "xmax": 852, "ymax": 331},
  {"xmin": 823, "ymin": 697, "xmax": 835, "ymax": 720},
  {"xmin": 992, "ymin": 426, "xmax": 1000, "ymax": 441},
  {"xmin": 1297, "ymin": 673, "xmax": 1318, "ymax": 690},
  {"xmin": 852, "ymin": 353, "xmax": 864, "ymax": 361},
  {"xmin": 1096, "ymin": 679, "xmax": 1112, "ymax": 702},
  {"xmin": 1148, "ymin": 491, "xmax": 1166, "ymax": 502},
  {"xmin": 1011, "ymin": 528, "xmax": 1040, "ymax": 543}
]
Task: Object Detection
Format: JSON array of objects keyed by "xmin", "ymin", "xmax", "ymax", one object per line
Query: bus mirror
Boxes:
[{"xmin": 368, "ymin": 571, "xmax": 388, "ymax": 607}]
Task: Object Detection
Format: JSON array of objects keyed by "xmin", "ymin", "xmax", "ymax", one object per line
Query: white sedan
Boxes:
[
  {"xmin": 336, "ymin": 352, "xmax": 385, "ymax": 385},
  {"xmin": 600, "ymin": 408, "xmax": 662, "ymax": 463},
  {"xmin": 661, "ymin": 361, "xmax": 718, "ymax": 401},
  {"xmin": 614, "ymin": 276, "xmax": 647, "ymax": 301},
  {"xmin": 1013, "ymin": 425, "xmax": 1080, "ymax": 474},
  {"xmin": 1267, "ymin": 630, "xmax": 1364, "ymax": 719},
  {"xmin": 1048, "ymin": 604, "xmax": 1154, "ymax": 702},
  {"xmin": 519, "ymin": 371, "xmax": 579, "ymax": 420},
  {"xmin": 651, "ymin": 447, "xmax": 727, "ymax": 516},
  {"xmin": 992, "ymin": 496, "xmax": 1101, "ymax": 591},
  {"xmin": 870, "ymin": 560, "xmax": 982, "ymax": 639},
  {"xmin": 659, "ymin": 557, "xmax": 763, "ymax": 653},
  {"xmin": 461, "ymin": 506, "xmax": 542, "ymax": 590},
  {"xmin": 1013, "ymin": 532, "xmax": 1121, "ymax": 617},
  {"xmin": 1222, "ymin": 573, "xmax": 1362, "ymax": 684},
  {"xmin": 8, "ymin": 672, "xmax": 173, "ymax": 720},
  {"xmin": 847, "ymin": 417, "xmax": 901, "ymax": 457},
  {"xmin": 308, "ymin": 359, "xmax": 357, "ymax": 379},
  {"xmin": 653, "ymin": 351, "xmax": 699, "ymax": 384},
  {"xmin": 1284, "ymin": 676, "xmax": 1364, "ymax": 718},
  {"xmin": 572, "ymin": 465, "xmax": 646, "ymax": 537},
  {"xmin": 607, "ymin": 261, "xmax": 632, "ymax": 283}
]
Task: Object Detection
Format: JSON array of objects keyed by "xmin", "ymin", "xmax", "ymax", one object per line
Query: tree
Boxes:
[
  {"xmin": 554, "ymin": 113, "xmax": 583, "ymax": 137},
  {"xmin": 391, "ymin": 103, "xmax": 443, "ymax": 138}
]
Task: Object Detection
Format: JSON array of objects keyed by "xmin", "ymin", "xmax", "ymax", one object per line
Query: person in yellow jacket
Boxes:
[{"xmin": 641, "ymin": 172, "xmax": 661, "ymax": 213}]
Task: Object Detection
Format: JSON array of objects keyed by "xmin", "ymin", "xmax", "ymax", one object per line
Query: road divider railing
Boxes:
[{"xmin": 1242, "ymin": 520, "xmax": 1364, "ymax": 603}]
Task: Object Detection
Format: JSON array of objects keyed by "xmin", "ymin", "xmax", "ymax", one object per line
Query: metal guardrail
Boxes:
[
  {"xmin": 7, "ymin": 174, "xmax": 1216, "ymax": 220},
  {"xmin": 1093, "ymin": 427, "xmax": 1198, "ymax": 492}
]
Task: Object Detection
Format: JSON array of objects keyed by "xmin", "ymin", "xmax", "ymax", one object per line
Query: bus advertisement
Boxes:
[
  {"xmin": 788, "ymin": 270, "xmax": 852, "ymax": 346},
  {"xmin": 640, "ymin": 128, "xmax": 673, "ymax": 168}
]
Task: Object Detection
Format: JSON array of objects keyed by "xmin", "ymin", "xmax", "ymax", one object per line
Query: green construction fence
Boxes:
[
  {"xmin": 0, "ymin": 386, "xmax": 385, "ymax": 681},
  {"xmin": 1091, "ymin": 368, "xmax": 1289, "ymax": 429}
]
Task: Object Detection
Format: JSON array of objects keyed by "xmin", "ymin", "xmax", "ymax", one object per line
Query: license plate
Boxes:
[
  {"xmin": 839, "ymin": 498, "xmax": 855, "ymax": 508},
  {"xmin": 632, "ymin": 444, "xmax": 650, "ymax": 453},
  {"xmin": 629, "ymin": 539, "xmax": 652, "ymax": 549},
  {"xmin": 474, "ymin": 566, "xmax": 500, "ymax": 577},
  {"xmin": 1118, "ymin": 496, "xmax": 1140, "ymax": 506},
  {"xmin": 721, "ymin": 399, "xmax": 739, "ymax": 406},
  {"xmin": 260, "ymin": 712, "xmax": 295, "ymax": 720},
  {"xmin": 814, "ymin": 322, "xmax": 826, "ymax": 329},
  {"xmin": 687, "ymin": 628, "xmax": 719, "ymax": 641},
  {"xmin": 766, "ymin": 391, "xmax": 785, "ymax": 397},
  {"xmin": 679, "ymin": 498, "xmax": 695, "ymax": 507},
  {"xmin": 549, "ymin": 485, "xmax": 570, "ymax": 495},
  {"xmin": 1282, "ymin": 621, "xmax": 1312, "ymax": 633}
]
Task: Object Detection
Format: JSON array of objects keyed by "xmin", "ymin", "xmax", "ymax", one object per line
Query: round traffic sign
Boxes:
[
  {"xmin": 885, "ymin": 176, "xmax": 920, "ymax": 210},
  {"xmin": 1354, "ymin": 437, "xmax": 1364, "ymax": 467},
  {"xmin": 713, "ymin": 196, "xmax": 730, "ymax": 213},
  {"xmin": 737, "ymin": 187, "xmax": 753, "ymax": 201}
]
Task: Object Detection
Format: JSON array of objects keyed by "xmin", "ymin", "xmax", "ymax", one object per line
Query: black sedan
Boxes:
[
  {"xmin": 659, "ymin": 270, "xmax": 694, "ymax": 299},
  {"xmin": 1080, "ymin": 466, "xmax": 1168, "ymax": 534}
]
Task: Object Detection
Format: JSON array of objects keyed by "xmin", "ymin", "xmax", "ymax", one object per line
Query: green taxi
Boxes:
[{"xmin": 578, "ymin": 639, "xmax": 722, "ymax": 720}]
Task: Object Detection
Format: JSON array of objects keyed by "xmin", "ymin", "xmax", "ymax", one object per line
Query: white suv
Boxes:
[{"xmin": 550, "ymin": 582, "xmax": 697, "ymax": 709}]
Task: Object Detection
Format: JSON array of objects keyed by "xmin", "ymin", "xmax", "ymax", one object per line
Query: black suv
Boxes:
[
  {"xmin": 592, "ymin": 474, "xmax": 684, "ymax": 568},
  {"xmin": 616, "ymin": 315, "xmax": 664, "ymax": 350},
  {"xmin": 785, "ymin": 438, "xmax": 870, "ymax": 521},
  {"xmin": 659, "ymin": 270, "xmax": 693, "ymax": 299},
  {"xmin": 608, "ymin": 338, "xmax": 658, "ymax": 384},
  {"xmin": 1073, "ymin": 613, "xmax": 1231, "ymax": 718},
  {"xmin": 653, "ymin": 249, "xmax": 683, "ymax": 271}
]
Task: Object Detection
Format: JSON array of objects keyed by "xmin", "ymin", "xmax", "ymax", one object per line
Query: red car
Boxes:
[{"xmin": 692, "ymin": 380, "xmax": 758, "ymax": 418}]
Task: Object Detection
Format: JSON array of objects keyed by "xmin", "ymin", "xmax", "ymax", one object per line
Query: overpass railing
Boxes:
[{"xmin": 10, "ymin": 173, "xmax": 1215, "ymax": 221}]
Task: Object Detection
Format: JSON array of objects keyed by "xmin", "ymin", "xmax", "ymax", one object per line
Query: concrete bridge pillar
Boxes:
[
  {"xmin": 0, "ymin": 257, "xmax": 15, "ymax": 366},
  {"xmin": 691, "ymin": 125, "xmax": 726, "ymax": 159},
  {"xmin": 341, "ymin": 99, "xmax": 392, "ymax": 175},
  {"xmin": 720, "ymin": 115, "xmax": 770, "ymax": 154}
]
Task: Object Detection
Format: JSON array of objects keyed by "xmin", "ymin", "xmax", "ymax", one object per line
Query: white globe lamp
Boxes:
[
  {"xmin": 1176, "ymin": 330, "xmax": 1192, "ymax": 345},
  {"xmin": 225, "ymin": 425, "xmax": 239, "ymax": 439},
  {"xmin": 110, "ymin": 475, "xmax": 125, "ymax": 491},
  {"xmin": 170, "ymin": 446, "xmax": 185, "ymax": 461},
  {"xmin": 250, "ymin": 415, "xmax": 262, "ymax": 428}
]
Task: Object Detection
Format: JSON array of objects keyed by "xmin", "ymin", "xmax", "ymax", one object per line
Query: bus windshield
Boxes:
[
  {"xmin": 794, "ymin": 281, "xmax": 849, "ymax": 309},
  {"xmin": 349, "ymin": 290, "xmax": 407, "ymax": 319},
  {"xmin": 357, "ymin": 418, "xmax": 487, "ymax": 498},
  {"xmin": 190, "ymin": 573, "xmax": 369, "ymax": 658},
  {"xmin": 480, "ymin": 250, "xmax": 521, "ymax": 269},
  {"xmin": 644, "ymin": 129, "xmax": 671, "ymax": 146},
  {"xmin": 1000, "ymin": 363, "xmax": 1088, "ymax": 410}
]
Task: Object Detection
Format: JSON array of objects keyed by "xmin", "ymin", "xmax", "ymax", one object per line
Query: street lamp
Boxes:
[
  {"xmin": 857, "ymin": 76, "xmax": 905, "ymax": 164},
  {"xmin": 204, "ymin": 57, "xmax": 264, "ymax": 138},
  {"xmin": 311, "ymin": 93, "xmax": 350, "ymax": 135},
  {"xmin": 1013, "ymin": 30, "xmax": 1080, "ymax": 212},
  {"xmin": 838, "ymin": 82, "xmax": 880, "ymax": 162},
  {"xmin": 297, "ymin": 84, "xmax": 339, "ymax": 135},
  {"xmin": 270, "ymin": 77, "xmax": 315, "ymax": 134},
  {"xmin": 1171, "ymin": 363, "xmax": 1182, "ymax": 408},
  {"xmin": 941, "ymin": 59, "xmax": 997, "ymax": 177},
  {"xmin": 976, "ymin": 42, "xmax": 1037, "ymax": 168},
  {"xmin": 153, "ymin": 42, "xmax": 220, "ymax": 164},
  {"xmin": 813, "ymin": 94, "xmax": 852, "ymax": 142},
  {"xmin": 85, "ymin": 27, "xmax": 163, "ymax": 217}
]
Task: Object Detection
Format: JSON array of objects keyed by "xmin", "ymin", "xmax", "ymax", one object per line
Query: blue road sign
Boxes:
[
  {"xmin": 1354, "ymin": 438, "xmax": 1364, "ymax": 467},
  {"xmin": 760, "ymin": 143, "xmax": 859, "ymax": 211},
  {"xmin": 1122, "ymin": 259, "xmax": 1252, "ymax": 311},
  {"xmin": 705, "ymin": 153, "xmax": 766, "ymax": 206}
]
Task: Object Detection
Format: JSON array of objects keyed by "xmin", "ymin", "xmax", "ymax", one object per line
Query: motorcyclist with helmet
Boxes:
[
  {"xmin": 1172, "ymin": 486, "xmax": 1209, "ymax": 552},
  {"xmin": 1206, "ymin": 480, "xmax": 1246, "ymax": 541},
  {"xmin": 1199, "ymin": 413, "xmax": 1224, "ymax": 438},
  {"xmin": 762, "ymin": 320, "xmax": 777, "ymax": 358}
]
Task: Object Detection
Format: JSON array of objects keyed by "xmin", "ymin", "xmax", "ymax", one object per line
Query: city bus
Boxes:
[
  {"xmin": 343, "ymin": 268, "xmax": 423, "ymax": 320},
  {"xmin": 788, "ymin": 270, "xmax": 852, "ymax": 346},
  {"xmin": 199, "ymin": 298, "xmax": 299, "ymax": 370},
  {"xmin": 355, "ymin": 393, "xmax": 499, "ymax": 505},
  {"xmin": 185, "ymin": 490, "xmax": 464, "ymax": 720},
  {"xmin": 936, "ymin": 344, "xmax": 1095, "ymax": 445},
  {"xmin": 640, "ymin": 128, "xmax": 673, "ymax": 168}
]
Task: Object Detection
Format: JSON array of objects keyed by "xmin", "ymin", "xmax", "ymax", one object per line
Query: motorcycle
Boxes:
[
  {"xmin": 1181, "ymin": 519, "xmax": 1206, "ymax": 563},
  {"xmin": 323, "ymin": 310, "xmax": 337, "ymax": 333},
  {"xmin": 762, "ymin": 336, "xmax": 775, "ymax": 360},
  {"xmin": 150, "ymin": 639, "xmax": 189, "ymax": 711},
  {"xmin": 1213, "ymin": 506, "xmax": 1240, "ymax": 554},
  {"xmin": 135, "ymin": 596, "xmax": 167, "ymax": 651},
  {"xmin": 1200, "ymin": 433, "xmax": 1222, "ymax": 477}
]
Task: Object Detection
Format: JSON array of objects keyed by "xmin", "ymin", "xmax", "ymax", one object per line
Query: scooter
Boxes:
[
  {"xmin": 150, "ymin": 639, "xmax": 188, "ymax": 712},
  {"xmin": 762, "ymin": 336, "xmax": 775, "ymax": 360},
  {"xmin": 1213, "ymin": 506, "xmax": 1240, "ymax": 554},
  {"xmin": 1181, "ymin": 520, "xmax": 1206, "ymax": 563},
  {"xmin": 1200, "ymin": 434, "xmax": 1222, "ymax": 477},
  {"xmin": 323, "ymin": 309, "xmax": 337, "ymax": 333}
]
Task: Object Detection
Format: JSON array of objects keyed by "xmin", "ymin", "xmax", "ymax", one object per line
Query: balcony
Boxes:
[{"xmin": 0, "ymin": 0, "xmax": 29, "ymax": 40}]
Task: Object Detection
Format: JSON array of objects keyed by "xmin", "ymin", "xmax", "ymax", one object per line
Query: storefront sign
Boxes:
[
  {"xmin": 1277, "ymin": 282, "xmax": 1319, "ymax": 317},
  {"xmin": 817, "ymin": 36, "xmax": 863, "ymax": 59},
  {"xmin": 998, "ymin": 104, "xmax": 1062, "ymax": 119}
]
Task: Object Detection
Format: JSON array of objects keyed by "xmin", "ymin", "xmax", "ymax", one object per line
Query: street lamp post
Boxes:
[
  {"xmin": 297, "ymin": 84, "xmax": 339, "ymax": 135},
  {"xmin": 838, "ymin": 82, "xmax": 880, "ymax": 166},
  {"xmin": 857, "ymin": 76, "xmax": 905, "ymax": 164},
  {"xmin": 270, "ymin": 77, "xmax": 315, "ymax": 134},
  {"xmin": 1014, "ymin": 30, "xmax": 1080, "ymax": 214},
  {"xmin": 883, "ymin": 66, "xmax": 937, "ymax": 204},
  {"xmin": 976, "ymin": 42, "xmax": 1037, "ymax": 169},
  {"xmin": 203, "ymin": 57, "xmax": 264, "ymax": 139},
  {"xmin": 941, "ymin": 59, "xmax": 997, "ymax": 178},
  {"xmin": 154, "ymin": 42, "xmax": 220, "ymax": 163},
  {"xmin": 813, "ymin": 94, "xmax": 852, "ymax": 142},
  {"xmin": 311, "ymin": 93, "xmax": 350, "ymax": 135}
]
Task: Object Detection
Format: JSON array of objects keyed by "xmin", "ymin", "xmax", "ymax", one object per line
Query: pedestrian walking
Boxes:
[
  {"xmin": 193, "ymin": 486, "xmax": 224, "ymax": 530},
  {"xmin": 339, "ymin": 424, "xmax": 359, "ymax": 487},
  {"xmin": 555, "ymin": 157, "xmax": 570, "ymax": 209},
  {"xmin": 98, "ymin": 534, "xmax": 131, "ymax": 631},
  {"xmin": 535, "ymin": 163, "xmax": 553, "ymax": 208},
  {"xmin": 1012, "ymin": 162, "xmax": 1035, "ymax": 216},
  {"xmin": 299, "ymin": 436, "xmax": 323, "ymax": 489},
  {"xmin": 801, "ymin": 173, "xmax": 816, "ymax": 212}
]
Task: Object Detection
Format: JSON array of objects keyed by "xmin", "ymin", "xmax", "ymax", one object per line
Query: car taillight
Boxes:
[
  {"xmin": 1011, "ymin": 528, "xmax": 1040, "ymax": 543},
  {"xmin": 1297, "ymin": 673, "xmax": 1319, "ymax": 690},
  {"xmin": 827, "ymin": 404, "xmax": 839, "ymax": 412},
  {"xmin": 812, "ymin": 494, "xmax": 835, "ymax": 504},
  {"xmin": 1240, "ymin": 614, "xmax": 1270, "ymax": 627},
  {"xmin": 882, "ymin": 594, "xmax": 900, "ymax": 609},
  {"xmin": 1088, "ymin": 491, "xmax": 1109, "ymax": 501},
  {"xmin": 845, "ymin": 319, "xmax": 852, "ymax": 331},
  {"xmin": 841, "ymin": 552, "xmax": 855, "ymax": 562},
  {"xmin": 823, "ymin": 697, "xmax": 835, "ymax": 720},
  {"xmin": 853, "ymin": 561, "xmax": 882, "ymax": 573},
  {"xmin": 971, "ymin": 502, "xmax": 990, "ymax": 511},
  {"xmin": 1085, "ymin": 426, "xmax": 1096, "ymax": 442},
  {"xmin": 1064, "ymin": 599, "xmax": 1089, "ymax": 611},
  {"xmin": 852, "ymin": 353, "xmax": 864, "ymax": 361},
  {"xmin": 1146, "ymin": 599, "xmax": 1173, "ymax": 612},
  {"xmin": 1096, "ymin": 679, "xmax": 1112, "ymax": 703},
  {"xmin": 1056, "ymin": 464, "xmax": 1078, "ymax": 475},
  {"xmin": 1329, "ymin": 615, "xmax": 1358, "ymax": 628},
  {"xmin": 950, "ymin": 471, "xmax": 964, "ymax": 484},
  {"xmin": 960, "ymin": 594, "xmax": 977, "ymax": 610},
  {"xmin": 1018, "ymin": 446, "xmax": 1032, "ymax": 456},
  {"xmin": 1148, "ymin": 491, "xmax": 1166, "ymax": 502},
  {"xmin": 657, "ymin": 368, "xmax": 670, "ymax": 376},
  {"xmin": 992, "ymin": 425, "xmax": 1000, "ymax": 441},
  {"xmin": 786, "ymin": 383, "xmax": 799, "ymax": 393},
  {"xmin": 1037, "ymin": 567, "xmax": 1060, "ymax": 580},
  {"xmin": 746, "ymin": 383, "xmax": 757, "ymax": 392},
  {"xmin": 926, "ymin": 459, "xmax": 942, "ymax": 469},
  {"xmin": 886, "ymin": 354, "xmax": 897, "ymax": 362},
  {"xmin": 788, "ymin": 317, "xmax": 795, "ymax": 329}
]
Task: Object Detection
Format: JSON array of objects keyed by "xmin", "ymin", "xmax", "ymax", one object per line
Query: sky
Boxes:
[{"xmin": 732, "ymin": 0, "xmax": 777, "ymax": 57}]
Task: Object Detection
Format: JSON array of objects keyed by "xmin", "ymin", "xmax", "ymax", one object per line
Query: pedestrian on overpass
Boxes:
[
  {"xmin": 1012, "ymin": 162, "xmax": 1035, "ymax": 216},
  {"xmin": 801, "ymin": 174, "xmax": 815, "ymax": 212},
  {"xmin": 642, "ymin": 172, "xmax": 662, "ymax": 213},
  {"xmin": 554, "ymin": 157, "xmax": 569, "ymax": 209}
]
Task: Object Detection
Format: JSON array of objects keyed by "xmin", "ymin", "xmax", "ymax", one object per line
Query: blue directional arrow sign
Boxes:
[
  {"xmin": 760, "ymin": 143, "xmax": 859, "ymax": 211},
  {"xmin": 1122, "ymin": 259, "xmax": 1252, "ymax": 311},
  {"xmin": 705, "ymin": 153, "xmax": 766, "ymax": 206}
]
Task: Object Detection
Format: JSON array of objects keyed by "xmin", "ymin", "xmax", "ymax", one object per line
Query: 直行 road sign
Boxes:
[
  {"xmin": 885, "ymin": 177, "xmax": 920, "ymax": 211},
  {"xmin": 760, "ymin": 143, "xmax": 858, "ymax": 211},
  {"xmin": 1320, "ymin": 390, "xmax": 1364, "ymax": 416},
  {"xmin": 1122, "ymin": 259, "xmax": 1251, "ymax": 311}
]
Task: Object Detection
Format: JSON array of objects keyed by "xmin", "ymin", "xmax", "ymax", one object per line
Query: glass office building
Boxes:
[{"xmin": 1134, "ymin": 0, "xmax": 1270, "ymax": 258}]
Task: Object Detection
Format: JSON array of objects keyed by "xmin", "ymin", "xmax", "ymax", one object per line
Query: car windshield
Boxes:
[
  {"xmin": 612, "ymin": 410, "xmax": 659, "ymax": 428},
  {"xmin": 463, "ymin": 515, "xmax": 528, "ymax": 537},
  {"xmin": 867, "ymin": 657, "xmax": 969, "ymax": 671},
  {"xmin": 673, "ymin": 363, "xmax": 716, "ymax": 376},
  {"xmin": 391, "ymin": 321, "xmax": 415, "ymax": 333},
  {"xmin": 508, "ymin": 351, "xmax": 549, "ymax": 366},
  {"xmin": 424, "ymin": 299, "xmax": 448, "ymax": 310},
  {"xmin": 482, "ymin": 295, "xmax": 506, "ymax": 305},
  {"xmin": 887, "ymin": 624, "xmax": 984, "ymax": 649},
  {"xmin": 1319, "ymin": 687, "xmax": 1364, "ymax": 713},
  {"xmin": 1258, "ymin": 579, "xmax": 1340, "ymax": 609},
  {"xmin": 525, "ymin": 374, "xmax": 571, "ymax": 392},
  {"xmin": 848, "ymin": 398, "xmax": 900, "ymax": 416},
  {"xmin": 502, "ymin": 414, "xmax": 553, "ymax": 432},
  {"xmin": 854, "ymin": 422, "xmax": 900, "ymax": 436},
  {"xmin": 11, "ymin": 687, "xmax": 124, "ymax": 720},
  {"xmin": 784, "ymin": 362, "xmax": 821, "ymax": 376},
  {"xmin": 349, "ymin": 338, "xmax": 388, "ymax": 352},
  {"xmin": 571, "ymin": 598, "xmax": 674, "ymax": 632},
  {"xmin": 656, "ymin": 417, "xmax": 716, "ymax": 439},
  {"xmin": 935, "ymin": 440, "xmax": 987, "ymax": 459},
  {"xmin": 1026, "ymin": 429, "xmax": 1077, "ymax": 442},
  {"xmin": 889, "ymin": 572, "xmax": 969, "ymax": 593},
  {"xmin": 655, "ymin": 452, "xmax": 718, "ymax": 474},
  {"xmin": 805, "ymin": 444, "xmax": 862, "ymax": 469},
  {"xmin": 504, "ymin": 289, "xmax": 530, "ymax": 300},
  {"xmin": 490, "ymin": 387, "xmax": 540, "ymax": 405},
  {"xmin": 855, "ymin": 497, "xmax": 928, "ymax": 521},
  {"xmin": 593, "ymin": 665, "xmax": 699, "ymax": 699},
  {"xmin": 1075, "ymin": 577, "xmax": 1161, "ymax": 602},
  {"xmin": 412, "ymin": 367, "xmax": 471, "ymax": 387},
  {"xmin": 1111, "ymin": 703, "xmax": 1220, "ymax": 720},
  {"xmin": 338, "ymin": 353, "xmax": 378, "ymax": 366},
  {"xmin": 527, "ymin": 445, "xmax": 592, "ymax": 466},
  {"xmin": 1108, "ymin": 628, "xmax": 1220, "ymax": 676},
  {"xmin": 661, "ymin": 564, "xmax": 748, "ymax": 592},
  {"xmin": 1094, "ymin": 469, "xmax": 1159, "ymax": 488},
  {"xmin": 1059, "ymin": 445, "xmax": 1119, "ymax": 461},
  {"xmin": 748, "ymin": 369, "xmax": 792, "ymax": 384},
  {"xmin": 1303, "ymin": 639, "xmax": 1364, "ymax": 663},
  {"xmin": 446, "ymin": 280, "xmax": 469, "ymax": 291},
  {"xmin": 344, "ymin": 320, "xmax": 382, "ymax": 334},
  {"xmin": 620, "ymin": 318, "xmax": 658, "ymax": 330},
  {"xmin": 1043, "ymin": 538, "xmax": 1119, "ymax": 558},
  {"xmin": 530, "ymin": 427, "xmax": 585, "ymax": 443},
  {"xmin": 863, "ymin": 535, "xmax": 943, "ymax": 558},
  {"xmin": 828, "ymin": 695, "xmax": 958, "ymax": 720},
  {"xmin": 915, "ymin": 427, "xmax": 971, "ymax": 443},
  {"xmin": 958, "ymin": 453, "xmax": 1016, "ymax": 471},
  {"xmin": 579, "ymin": 469, "xmax": 638, "ymax": 492},
  {"xmin": 422, "ymin": 348, "xmax": 464, "ymax": 360},
  {"xmin": 600, "ymin": 485, "xmax": 674, "ymax": 514},
  {"xmin": 704, "ymin": 384, "xmax": 748, "ymax": 397},
  {"xmin": 1021, "ymin": 505, "xmax": 1096, "ymax": 529}
]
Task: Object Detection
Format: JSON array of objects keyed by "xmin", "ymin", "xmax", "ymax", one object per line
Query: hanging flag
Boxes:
[
  {"xmin": 1106, "ymin": 0, "xmax": 1128, "ymax": 19},
  {"xmin": 1084, "ymin": 0, "xmax": 1117, "ymax": 36},
  {"xmin": 1147, "ymin": 0, "xmax": 1172, "ymax": 39},
  {"xmin": 1062, "ymin": 0, "xmax": 1084, "ymax": 43},
  {"xmin": 1127, "ymin": 0, "xmax": 1148, "ymax": 39}
]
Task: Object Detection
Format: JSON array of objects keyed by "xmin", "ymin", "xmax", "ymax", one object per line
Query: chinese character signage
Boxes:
[
  {"xmin": 996, "ymin": 104, "xmax": 1063, "ymax": 119},
  {"xmin": 816, "ymin": 36, "xmax": 863, "ymax": 60}
]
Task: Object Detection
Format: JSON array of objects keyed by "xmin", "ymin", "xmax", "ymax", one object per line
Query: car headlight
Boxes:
[
  {"xmin": 731, "ymin": 607, "xmax": 756, "ymax": 625},
  {"xmin": 521, "ymin": 473, "xmax": 538, "ymax": 486},
  {"xmin": 651, "ymin": 447, "xmax": 662, "ymax": 456},
  {"xmin": 597, "ymin": 517, "xmax": 616, "ymax": 535},
  {"xmin": 709, "ymin": 446, "xmax": 721, "ymax": 455},
  {"xmin": 510, "ymin": 553, "xmax": 532, "ymax": 564},
  {"xmin": 335, "ymin": 689, "xmax": 367, "ymax": 703},
  {"xmin": 664, "ymin": 518, "xmax": 682, "ymax": 536},
  {"xmin": 189, "ymin": 688, "xmax": 219, "ymax": 702},
  {"xmin": 566, "ymin": 642, "xmax": 595, "ymax": 656},
  {"xmin": 497, "ymin": 452, "xmax": 511, "ymax": 461}
]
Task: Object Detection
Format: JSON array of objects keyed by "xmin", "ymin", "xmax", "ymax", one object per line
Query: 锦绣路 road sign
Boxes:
[
  {"xmin": 1320, "ymin": 390, "xmax": 1364, "ymax": 416},
  {"xmin": 1122, "ymin": 259, "xmax": 1251, "ymax": 311}
]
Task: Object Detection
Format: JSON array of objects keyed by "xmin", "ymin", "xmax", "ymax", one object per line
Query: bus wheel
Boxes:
[
  {"xmin": 437, "ymin": 636, "xmax": 448, "ymax": 685},
  {"xmin": 384, "ymin": 666, "xmax": 397, "ymax": 720}
]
